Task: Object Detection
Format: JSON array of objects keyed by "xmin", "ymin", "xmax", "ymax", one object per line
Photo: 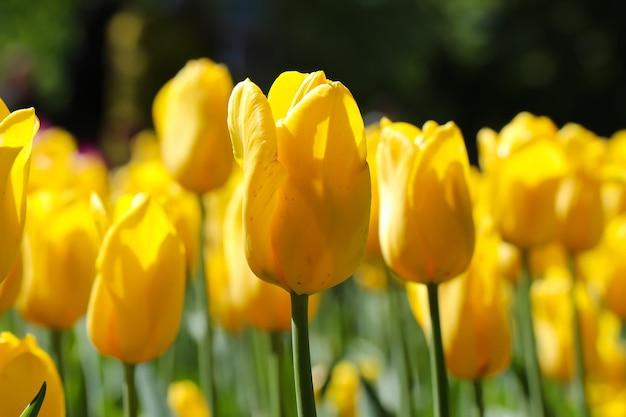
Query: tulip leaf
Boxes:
[{"xmin": 19, "ymin": 381, "xmax": 46, "ymax": 417}]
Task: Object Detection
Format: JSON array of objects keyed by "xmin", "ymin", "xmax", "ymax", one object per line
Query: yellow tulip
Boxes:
[
  {"xmin": 407, "ymin": 231, "xmax": 511, "ymax": 379},
  {"xmin": 87, "ymin": 194, "xmax": 186, "ymax": 364},
  {"xmin": 598, "ymin": 214, "xmax": 626, "ymax": 320},
  {"xmin": 228, "ymin": 71, "xmax": 370, "ymax": 294},
  {"xmin": 324, "ymin": 361, "xmax": 361, "ymax": 417},
  {"xmin": 531, "ymin": 276, "xmax": 599, "ymax": 381},
  {"xmin": 480, "ymin": 112, "xmax": 568, "ymax": 249},
  {"xmin": 29, "ymin": 127, "xmax": 109, "ymax": 202},
  {"xmin": 153, "ymin": 58, "xmax": 234, "ymax": 193},
  {"xmin": 16, "ymin": 191, "xmax": 101, "ymax": 329},
  {"xmin": 168, "ymin": 380, "xmax": 211, "ymax": 417},
  {"xmin": 0, "ymin": 99, "xmax": 39, "ymax": 281},
  {"xmin": 556, "ymin": 123, "xmax": 605, "ymax": 252},
  {"xmin": 0, "ymin": 332, "xmax": 65, "ymax": 417},
  {"xmin": 222, "ymin": 183, "xmax": 319, "ymax": 331},
  {"xmin": 377, "ymin": 118, "xmax": 475, "ymax": 284},
  {"xmin": 0, "ymin": 254, "xmax": 22, "ymax": 312},
  {"xmin": 110, "ymin": 136, "xmax": 201, "ymax": 270}
]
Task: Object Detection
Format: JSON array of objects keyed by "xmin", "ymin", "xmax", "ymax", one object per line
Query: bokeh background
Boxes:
[{"xmin": 1, "ymin": 0, "xmax": 625, "ymax": 165}]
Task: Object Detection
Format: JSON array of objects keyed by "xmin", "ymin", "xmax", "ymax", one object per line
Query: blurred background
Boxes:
[{"xmin": 1, "ymin": 0, "xmax": 625, "ymax": 165}]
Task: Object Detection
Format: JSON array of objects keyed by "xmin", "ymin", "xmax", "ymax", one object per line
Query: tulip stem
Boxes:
[
  {"xmin": 123, "ymin": 363, "xmax": 138, "ymax": 417},
  {"xmin": 427, "ymin": 283, "xmax": 449, "ymax": 417},
  {"xmin": 518, "ymin": 251, "xmax": 545, "ymax": 417},
  {"xmin": 290, "ymin": 292, "xmax": 317, "ymax": 417},
  {"xmin": 473, "ymin": 380, "xmax": 484, "ymax": 417},
  {"xmin": 568, "ymin": 253, "xmax": 591, "ymax": 417},
  {"xmin": 51, "ymin": 330, "xmax": 65, "ymax": 383},
  {"xmin": 387, "ymin": 281, "xmax": 413, "ymax": 417},
  {"xmin": 271, "ymin": 331, "xmax": 288, "ymax": 417},
  {"xmin": 195, "ymin": 194, "xmax": 216, "ymax": 415}
]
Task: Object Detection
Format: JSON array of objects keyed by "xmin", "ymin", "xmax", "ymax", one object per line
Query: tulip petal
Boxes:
[
  {"xmin": 0, "ymin": 98, "xmax": 9, "ymax": 121},
  {"xmin": 228, "ymin": 79, "xmax": 289, "ymax": 288},
  {"xmin": 267, "ymin": 71, "xmax": 309, "ymax": 123}
]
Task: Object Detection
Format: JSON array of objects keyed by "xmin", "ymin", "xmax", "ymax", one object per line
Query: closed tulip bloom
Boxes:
[
  {"xmin": 168, "ymin": 380, "xmax": 211, "ymax": 417},
  {"xmin": 17, "ymin": 191, "xmax": 101, "ymax": 329},
  {"xmin": 110, "ymin": 135, "xmax": 201, "ymax": 270},
  {"xmin": 0, "ymin": 99, "xmax": 39, "ymax": 281},
  {"xmin": 153, "ymin": 58, "xmax": 234, "ymax": 193},
  {"xmin": 87, "ymin": 194, "xmax": 186, "ymax": 364},
  {"xmin": 0, "ymin": 332, "xmax": 65, "ymax": 417},
  {"xmin": 377, "ymin": 118, "xmax": 475, "ymax": 284},
  {"xmin": 556, "ymin": 123, "xmax": 606, "ymax": 252},
  {"xmin": 407, "ymin": 231, "xmax": 511, "ymax": 379},
  {"xmin": 531, "ymin": 275, "xmax": 599, "ymax": 381},
  {"xmin": 480, "ymin": 112, "xmax": 568, "ymax": 249},
  {"xmin": 228, "ymin": 71, "xmax": 370, "ymax": 294}
]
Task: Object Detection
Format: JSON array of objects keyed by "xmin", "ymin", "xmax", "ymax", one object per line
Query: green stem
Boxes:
[
  {"xmin": 518, "ymin": 251, "xmax": 545, "ymax": 417},
  {"xmin": 387, "ymin": 281, "xmax": 413, "ymax": 417},
  {"xmin": 290, "ymin": 292, "xmax": 317, "ymax": 417},
  {"xmin": 473, "ymin": 380, "xmax": 484, "ymax": 417},
  {"xmin": 568, "ymin": 253, "xmax": 591, "ymax": 417},
  {"xmin": 123, "ymin": 363, "xmax": 138, "ymax": 417},
  {"xmin": 195, "ymin": 194, "xmax": 216, "ymax": 415},
  {"xmin": 427, "ymin": 283, "xmax": 449, "ymax": 417},
  {"xmin": 51, "ymin": 330, "xmax": 64, "ymax": 383},
  {"xmin": 271, "ymin": 332, "xmax": 288, "ymax": 417}
]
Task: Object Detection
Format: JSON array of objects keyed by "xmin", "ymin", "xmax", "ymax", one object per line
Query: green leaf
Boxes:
[{"xmin": 19, "ymin": 381, "xmax": 47, "ymax": 417}]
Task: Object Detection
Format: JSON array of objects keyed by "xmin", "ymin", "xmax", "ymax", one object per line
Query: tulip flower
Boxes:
[
  {"xmin": 153, "ymin": 58, "xmax": 234, "ymax": 193},
  {"xmin": 229, "ymin": 70, "xmax": 370, "ymax": 417},
  {"xmin": 228, "ymin": 70, "xmax": 370, "ymax": 294},
  {"xmin": 478, "ymin": 112, "xmax": 568, "ymax": 249},
  {"xmin": 531, "ymin": 276, "xmax": 599, "ymax": 382},
  {"xmin": 377, "ymin": 117, "xmax": 474, "ymax": 417},
  {"xmin": 110, "ymin": 131, "xmax": 201, "ymax": 270},
  {"xmin": 0, "ymin": 99, "xmax": 39, "ymax": 281},
  {"xmin": 87, "ymin": 193, "xmax": 186, "ymax": 364},
  {"xmin": 29, "ymin": 127, "xmax": 109, "ymax": 203},
  {"xmin": 556, "ymin": 123, "xmax": 606, "ymax": 253},
  {"xmin": 407, "ymin": 230, "xmax": 512, "ymax": 380},
  {"xmin": 0, "ymin": 332, "xmax": 65, "ymax": 416},
  {"xmin": 17, "ymin": 191, "xmax": 102, "ymax": 330},
  {"xmin": 324, "ymin": 361, "xmax": 361, "ymax": 417},
  {"xmin": 377, "ymin": 118, "xmax": 475, "ymax": 285},
  {"xmin": 168, "ymin": 380, "xmax": 211, "ymax": 417}
]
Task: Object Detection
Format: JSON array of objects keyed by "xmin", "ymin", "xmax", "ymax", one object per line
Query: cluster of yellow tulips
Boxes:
[{"xmin": 2, "ymin": 56, "xmax": 626, "ymax": 417}]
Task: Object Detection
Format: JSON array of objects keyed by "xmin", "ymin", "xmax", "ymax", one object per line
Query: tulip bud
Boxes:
[
  {"xmin": 153, "ymin": 58, "xmax": 234, "ymax": 193},
  {"xmin": 17, "ymin": 191, "xmax": 102, "ymax": 329},
  {"xmin": 377, "ymin": 118, "xmax": 475, "ymax": 284},
  {"xmin": 0, "ymin": 332, "xmax": 65, "ymax": 416},
  {"xmin": 87, "ymin": 194, "xmax": 186, "ymax": 364},
  {"xmin": 0, "ymin": 100, "xmax": 39, "ymax": 281},
  {"xmin": 484, "ymin": 112, "xmax": 568, "ymax": 249},
  {"xmin": 228, "ymin": 71, "xmax": 370, "ymax": 294}
]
